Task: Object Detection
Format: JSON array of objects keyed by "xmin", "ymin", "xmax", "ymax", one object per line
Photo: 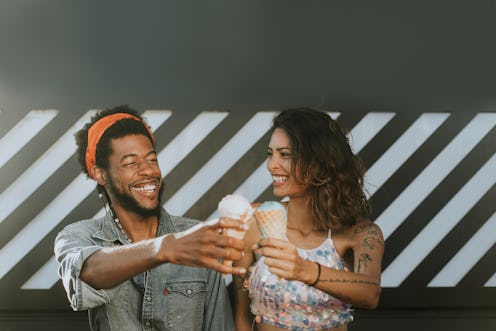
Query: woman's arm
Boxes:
[
  {"xmin": 255, "ymin": 219, "xmax": 384, "ymax": 309},
  {"xmin": 313, "ymin": 220, "xmax": 384, "ymax": 308}
]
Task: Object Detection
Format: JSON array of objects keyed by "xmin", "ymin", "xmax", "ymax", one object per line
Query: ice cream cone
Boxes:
[
  {"xmin": 253, "ymin": 201, "xmax": 287, "ymax": 239},
  {"xmin": 217, "ymin": 194, "xmax": 254, "ymax": 269}
]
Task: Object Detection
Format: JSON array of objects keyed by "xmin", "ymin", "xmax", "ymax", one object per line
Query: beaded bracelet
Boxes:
[{"xmin": 308, "ymin": 261, "xmax": 321, "ymax": 286}]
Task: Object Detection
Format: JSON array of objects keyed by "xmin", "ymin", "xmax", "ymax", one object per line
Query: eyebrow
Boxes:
[{"xmin": 268, "ymin": 146, "xmax": 291, "ymax": 151}]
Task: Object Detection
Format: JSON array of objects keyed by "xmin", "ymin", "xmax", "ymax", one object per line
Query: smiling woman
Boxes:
[{"xmin": 233, "ymin": 108, "xmax": 384, "ymax": 331}]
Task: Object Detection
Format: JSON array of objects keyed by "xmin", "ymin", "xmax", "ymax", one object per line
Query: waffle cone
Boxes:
[{"xmin": 254, "ymin": 206, "xmax": 287, "ymax": 239}]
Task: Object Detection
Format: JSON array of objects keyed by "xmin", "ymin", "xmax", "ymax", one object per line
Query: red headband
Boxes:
[{"xmin": 85, "ymin": 113, "xmax": 155, "ymax": 178}]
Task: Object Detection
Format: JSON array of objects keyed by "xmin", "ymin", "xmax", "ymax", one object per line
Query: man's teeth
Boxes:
[
  {"xmin": 133, "ymin": 184, "xmax": 156, "ymax": 192},
  {"xmin": 272, "ymin": 176, "xmax": 287, "ymax": 183}
]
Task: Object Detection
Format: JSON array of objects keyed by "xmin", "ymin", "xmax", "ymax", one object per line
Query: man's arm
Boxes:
[{"xmin": 77, "ymin": 218, "xmax": 248, "ymax": 290}]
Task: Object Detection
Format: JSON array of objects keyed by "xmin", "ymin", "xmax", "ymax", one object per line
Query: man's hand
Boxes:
[{"xmin": 158, "ymin": 217, "xmax": 248, "ymax": 275}]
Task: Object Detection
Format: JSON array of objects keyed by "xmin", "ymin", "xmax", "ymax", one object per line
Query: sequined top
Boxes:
[{"xmin": 248, "ymin": 230, "xmax": 353, "ymax": 330}]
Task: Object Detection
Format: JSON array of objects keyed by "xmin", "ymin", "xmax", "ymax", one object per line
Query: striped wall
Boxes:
[{"xmin": 0, "ymin": 109, "xmax": 495, "ymax": 310}]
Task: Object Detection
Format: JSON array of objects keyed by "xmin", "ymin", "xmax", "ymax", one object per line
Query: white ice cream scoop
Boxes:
[{"xmin": 218, "ymin": 194, "xmax": 254, "ymax": 239}]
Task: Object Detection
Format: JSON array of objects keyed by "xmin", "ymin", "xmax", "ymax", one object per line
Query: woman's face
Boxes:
[{"xmin": 267, "ymin": 128, "xmax": 308, "ymax": 198}]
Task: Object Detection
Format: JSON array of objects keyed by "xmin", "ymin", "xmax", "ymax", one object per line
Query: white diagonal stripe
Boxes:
[
  {"xmin": 485, "ymin": 272, "xmax": 496, "ymax": 287},
  {"xmin": 348, "ymin": 112, "xmax": 395, "ymax": 153},
  {"xmin": 0, "ymin": 175, "xmax": 95, "ymax": 280},
  {"xmin": 232, "ymin": 163, "xmax": 272, "ymax": 204},
  {"xmin": 158, "ymin": 111, "xmax": 228, "ymax": 175},
  {"xmin": 365, "ymin": 113, "xmax": 450, "ymax": 197},
  {"xmin": 142, "ymin": 110, "xmax": 173, "ymax": 131},
  {"xmin": 376, "ymin": 113, "xmax": 496, "ymax": 240},
  {"xmin": 428, "ymin": 210, "xmax": 496, "ymax": 287},
  {"xmin": 207, "ymin": 162, "xmax": 272, "ymax": 220},
  {"xmin": 0, "ymin": 114, "xmax": 170, "ymax": 281},
  {"xmin": 0, "ymin": 110, "xmax": 58, "ymax": 168},
  {"xmin": 0, "ymin": 111, "xmax": 96, "ymax": 224},
  {"xmin": 21, "ymin": 256, "xmax": 58, "ymax": 290},
  {"xmin": 164, "ymin": 112, "xmax": 277, "ymax": 216},
  {"xmin": 382, "ymin": 152, "xmax": 496, "ymax": 287}
]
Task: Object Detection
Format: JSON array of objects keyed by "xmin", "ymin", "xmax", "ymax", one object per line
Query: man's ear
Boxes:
[{"xmin": 91, "ymin": 166, "xmax": 107, "ymax": 186}]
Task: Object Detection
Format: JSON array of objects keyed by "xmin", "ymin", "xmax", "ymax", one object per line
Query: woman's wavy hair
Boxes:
[{"xmin": 271, "ymin": 108, "xmax": 370, "ymax": 230}]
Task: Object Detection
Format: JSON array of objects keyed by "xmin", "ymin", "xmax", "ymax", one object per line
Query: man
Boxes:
[{"xmin": 54, "ymin": 105, "xmax": 247, "ymax": 330}]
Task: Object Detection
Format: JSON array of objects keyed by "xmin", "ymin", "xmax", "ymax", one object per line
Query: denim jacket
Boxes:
[{"xmin": 54, "ymin": 208, "xmax": 235, "ymax": 331}]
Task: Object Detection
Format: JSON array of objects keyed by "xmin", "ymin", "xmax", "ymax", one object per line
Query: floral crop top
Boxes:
[{"xmin": 248, "ymin": 229, "xmax": 353, "ymax": 330}]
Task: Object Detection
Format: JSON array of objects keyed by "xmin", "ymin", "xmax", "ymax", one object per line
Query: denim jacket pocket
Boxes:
[{"xmin": 162, "ymin": 280, "xmax": 206, "ymax": 330}]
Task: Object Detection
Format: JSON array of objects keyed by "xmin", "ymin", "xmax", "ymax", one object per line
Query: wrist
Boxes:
[
  {"xmin": 306, "ymin": 261, "xmax": 321, "ymax": 287},
  {"xmin": 155, "ymin": 234, "xmax": 174, "ymax": 264}
]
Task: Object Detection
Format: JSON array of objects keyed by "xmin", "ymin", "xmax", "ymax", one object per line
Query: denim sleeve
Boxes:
[
  {"xmin": 202, "ymin": 270, "xmax": 236, "ymax": 331},
  {"xmin": 54, "ymin": 227, "xmax": 119, "ymax": 311}
]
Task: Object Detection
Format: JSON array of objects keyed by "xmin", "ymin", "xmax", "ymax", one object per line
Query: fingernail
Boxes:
[
  {"xmin": 240, "ymin": 268, "xmax": 246, "ymax": 274},
  {"xmin": 242, "ymin": 223, "xmax": 249, "ymax": 230}
]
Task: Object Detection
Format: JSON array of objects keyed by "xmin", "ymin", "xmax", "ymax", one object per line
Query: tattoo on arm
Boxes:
[
  {"xmin": 357, "ymin": 253, "xmax": 372, "ymax": 272},
  {"xmin": 319, "ymin": 278, "xmax": 380, "ymax": 287}
]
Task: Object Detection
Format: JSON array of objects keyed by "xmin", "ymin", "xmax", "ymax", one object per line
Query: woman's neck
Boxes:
[{"xmin": 286, "ymin": 196, "xmax": 316, "ymax": 232}]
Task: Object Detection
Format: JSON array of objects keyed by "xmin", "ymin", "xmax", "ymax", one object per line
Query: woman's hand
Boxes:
[{"xmin": 252, "ymin": 238, "xmax": 317, "ymax": 285}]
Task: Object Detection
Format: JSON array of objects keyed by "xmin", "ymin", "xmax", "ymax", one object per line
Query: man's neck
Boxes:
[{"xmin": 112, "ymin": 205, "xmax": 159, "ymax": 242}]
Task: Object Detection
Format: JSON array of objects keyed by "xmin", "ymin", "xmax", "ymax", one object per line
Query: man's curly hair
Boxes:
[
  {"xmin": 74, "ymin": 105, "xmax": 154, "ymax": 177},
  {"xmin": 271, "ymin": 108, "xmax": 370, "ymax": 230}
]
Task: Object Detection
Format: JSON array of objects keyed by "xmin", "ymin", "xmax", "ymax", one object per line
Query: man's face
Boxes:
[{"xmin": 104, "ymin": 134, "xmax": 163, "ymax": 217}]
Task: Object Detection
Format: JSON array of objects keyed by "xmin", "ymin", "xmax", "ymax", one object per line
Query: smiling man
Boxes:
[{"xmin": 54, "ymin": 105, "xmax": 247, "ymax": 331}]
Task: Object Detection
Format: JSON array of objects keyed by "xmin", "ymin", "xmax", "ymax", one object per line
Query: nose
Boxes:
[
  {"xmin": 137, "ymin": 160, "xmax": 155, "ymax": 176},
  {"xmin": 266, "ymin": 154, "xmax": 278, "ymax": 172}
]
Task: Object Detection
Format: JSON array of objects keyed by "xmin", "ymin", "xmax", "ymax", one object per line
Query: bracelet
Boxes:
[{"xmin": 308, "ymin": 261, "xmax": 321, "ymax": 287}]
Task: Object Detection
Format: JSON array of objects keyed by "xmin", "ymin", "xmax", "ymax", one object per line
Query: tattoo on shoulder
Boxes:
[
  {"xmin": 362, "ymin": 236, "xmax": 384, "ymax": 250},
  {"xmin": 319, "ymin": 278, "xmax": 380, "ymax": 287},
  {"xmin": 355, "ymin": 223, "xmax": 380, "ymax": 235}
]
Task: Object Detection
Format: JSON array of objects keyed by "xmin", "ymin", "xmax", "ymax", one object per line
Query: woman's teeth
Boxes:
[{"xmin": 272, "ymin": 176, "xmax": 287, "ymax": 183}]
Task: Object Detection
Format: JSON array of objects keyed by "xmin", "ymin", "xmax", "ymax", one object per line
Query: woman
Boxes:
[{"xmin": 233, "ymin": 108, "xmax": 384, "ymax": 331}]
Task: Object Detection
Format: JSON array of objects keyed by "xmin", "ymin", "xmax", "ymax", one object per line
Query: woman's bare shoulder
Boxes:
[
  {"xmin": 349, "ymin": 217, "xmax": 384, "ymax": 248},
  {"xmin": 353, "ymin": 218, "xmax": 382, "ymax": 235}
]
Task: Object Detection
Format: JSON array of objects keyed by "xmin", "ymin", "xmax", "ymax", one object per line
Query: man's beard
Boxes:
[{"xmin": 106, "ymin": 175, "xmax": 163, "ymax": 219}]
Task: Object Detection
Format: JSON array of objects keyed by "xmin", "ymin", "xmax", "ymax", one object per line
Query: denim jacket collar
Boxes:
[{"xmin": 91, "ymin": 208, "xmax": 176, "ymax": 243}]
